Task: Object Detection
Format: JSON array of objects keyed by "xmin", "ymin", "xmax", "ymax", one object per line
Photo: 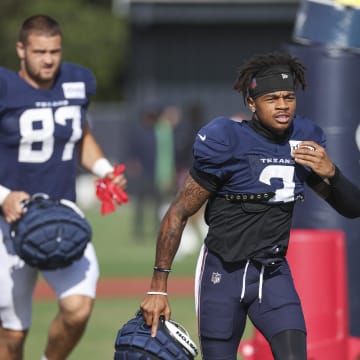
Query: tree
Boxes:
[{"xmin": 0, "ymin": 0, "xmax": 129, "ymax": 101}]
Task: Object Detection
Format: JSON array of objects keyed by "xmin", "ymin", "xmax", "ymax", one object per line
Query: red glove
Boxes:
[{"xmin": 95, "ymin": 164, "xmax": 128, "ymax": 215}]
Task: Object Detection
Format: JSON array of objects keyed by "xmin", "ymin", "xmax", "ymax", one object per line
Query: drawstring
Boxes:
[
  {"xmin": 258, "ymin": 265, "xmax": 265, "ymax": 303},
  {"xmin": 240, "ymin": 260, "xmax": 265, "ymax": 303},
  {"xmin": 240, "ymin": 260, "xmax": 250, "ymax": 302}
]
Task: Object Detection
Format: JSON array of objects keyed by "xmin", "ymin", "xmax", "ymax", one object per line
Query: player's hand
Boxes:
[
  {"xmin": 2, "ymin": 191, "xmax": 30, "ymax": 223},
  {"xmin": 292, "ymin": 141, "xmax": 336, "ymax": 178},
  {"xmin": 140, "ymin": 293, "xmax": 171, "ymax": 337},
  {"xmin": 96, "ymin": 164, "xmax": 129, "ymax": 215},
  {"xmin": 106, "ymin": 164, "xmax": 127, "ymax": 190}
]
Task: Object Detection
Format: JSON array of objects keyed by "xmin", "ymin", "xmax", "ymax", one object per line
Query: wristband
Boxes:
[
  {"xmin": 328, "ymin": 165, "xmax": 340, "ymax": 185},
  {"xmin": 153, "ymin": 266, "xmax": 172, "ymax": 273},
  {"xmin": 92, "ymin": 158, "xmax": 114, "ymax": 178},
  {"xmin": 146, "ymin": 291, "xmax": 168, "ymax": 296},
  {"xmin": 0, "ymin": 185, "xmax": 11, "ymax": 205}
]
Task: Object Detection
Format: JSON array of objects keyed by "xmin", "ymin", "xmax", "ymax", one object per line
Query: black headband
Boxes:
[{"xmin": 248, "ymin": 65, "xmax": 295, "ymax": 99}]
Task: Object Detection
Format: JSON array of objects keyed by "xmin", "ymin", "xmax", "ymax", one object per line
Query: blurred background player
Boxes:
[
  {"xmin": 0, "ymin": 14, "xmax": 126, "ymax": 360},
  {"xmin": 126, "ymin": 100, "xmax": 179, "ymax": 242},
  {"xmin": 140, "ymin": 52, "xmax": 360, "ymax": 360}
]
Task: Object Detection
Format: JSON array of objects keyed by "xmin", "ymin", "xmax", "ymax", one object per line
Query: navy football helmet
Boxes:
[
  {"xmin": 10, "ymin": 193, "xmax": 91, "ymax": 270},
  {"xmin": 114, "ymin": 310, "xmax": 198, "ymax": 360}
]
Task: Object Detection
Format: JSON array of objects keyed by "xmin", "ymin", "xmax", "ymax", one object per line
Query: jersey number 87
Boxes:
[{"xmin": 18, "ymin": 106, "xmax": 82, "ymax": 163}]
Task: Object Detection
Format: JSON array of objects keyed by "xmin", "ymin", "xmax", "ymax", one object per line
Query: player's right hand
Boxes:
[
  {"xmin": 140, "ymin": 293, "xmax": 171, "ymax": 337},
  {"xmin": 2, "ymin": 191, "xmax": 30, "ymax": 223}
]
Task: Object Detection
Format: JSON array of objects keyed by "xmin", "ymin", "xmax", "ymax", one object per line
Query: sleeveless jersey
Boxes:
[
  {"xmin": 0, "ymin": 62, "xmax": 96, "ymax": 201},
  {"xmin": 192, "ymin": 116, "xmax": 326, "ymax": 262}
]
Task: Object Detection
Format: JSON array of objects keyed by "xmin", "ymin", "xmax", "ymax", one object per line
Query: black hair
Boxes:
[
  {"xmin": 233, "ymin": 52, "xmax": 306, "ymax": 103},
  {"xmin": 19, "ymin": 14, "xmax": 62, "ymax": 45}
]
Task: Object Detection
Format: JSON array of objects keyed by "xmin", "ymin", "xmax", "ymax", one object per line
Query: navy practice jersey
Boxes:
[
  {"xmin": 191, "ymin": 116, "xmax": 326, "ymax": 262},
  {"xmin": 0, "ymin": 62, "xmax": 96, "ymax": 201}
]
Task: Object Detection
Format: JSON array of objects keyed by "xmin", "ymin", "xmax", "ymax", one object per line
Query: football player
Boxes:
[
  {"xmin": 0, "ymin": 15, "xmax": 126, "ymax": 360},
  {"xmin": 140, "ymin": 52, "xmax": 360, "ymax": 360}
]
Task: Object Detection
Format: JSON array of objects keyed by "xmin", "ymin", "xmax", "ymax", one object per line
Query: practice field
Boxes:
[
  {"xmin": 27, "ymin": 202, "xmax": 251, "ymax": 359},
  {"xmin": 27, "ymin": 297, "xmax": 201, "ymax": 360}
]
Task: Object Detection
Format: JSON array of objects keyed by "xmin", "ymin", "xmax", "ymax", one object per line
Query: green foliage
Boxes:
[{"xmin": 0, "ymin": 0, "xmax": 129, "ymax": 100}]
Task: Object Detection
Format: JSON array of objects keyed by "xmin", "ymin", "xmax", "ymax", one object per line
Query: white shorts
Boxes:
[{"xmin": 0, "ymin": 217, "xmax": 100, "ymax": 331}]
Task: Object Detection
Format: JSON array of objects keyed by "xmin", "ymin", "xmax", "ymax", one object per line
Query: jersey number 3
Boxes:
[
  {"xmin": 18, "ymin": 106, "xmax": 82, "ymax": 163},
  {"xmin": 259, "ymin": 164, "xmax": 296, "ymax": 202}
]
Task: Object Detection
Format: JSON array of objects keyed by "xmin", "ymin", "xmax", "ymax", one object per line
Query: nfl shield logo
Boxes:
[{"xmin": 211, "ymin": 272, "xmax": 222, "ymax": 284}]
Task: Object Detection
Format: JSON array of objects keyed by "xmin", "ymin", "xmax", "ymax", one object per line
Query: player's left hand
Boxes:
[
  {"xmin": 105, "ymin": 164, "xmax": 127, "ymax": 190},
  {"xmin": 96, "ymin": 164, "xmax": 128, "ymax": 215},
  {"xmin": 292, "ymin": 141, "xmax": 336, "ymax": 178}
]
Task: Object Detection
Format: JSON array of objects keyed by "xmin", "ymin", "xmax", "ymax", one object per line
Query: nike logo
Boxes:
[{"xmin": 198, "ymin": 133, "xmax": 206, "ymax": 141}]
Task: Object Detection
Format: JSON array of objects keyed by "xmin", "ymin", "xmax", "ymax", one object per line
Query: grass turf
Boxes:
[{"xmin": 26, "ymin": 203, "xmax": 251, "ymax": 359}]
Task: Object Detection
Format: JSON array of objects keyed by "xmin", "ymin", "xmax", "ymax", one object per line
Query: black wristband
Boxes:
[
  {"xmin": 153, "ymin": 266, "xmax": 172, "ymax": 273},
  {"xmin": 328, "ymin": 165, "xmax": 340, "ymax": 185}
]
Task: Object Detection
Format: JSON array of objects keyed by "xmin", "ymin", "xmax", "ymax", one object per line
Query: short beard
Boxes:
[{"xmin": 24, "ymin": 61, "xmax": 58, "ymax": 88}]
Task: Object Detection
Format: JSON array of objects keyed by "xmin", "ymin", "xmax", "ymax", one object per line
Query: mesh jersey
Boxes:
[
  {"xmin": 191, "ymin": 116, "xmax": 326, "ymax": 262},
  {"xmin": 0, "ymin": 62, "xmax": 96, "ymax": 201}
]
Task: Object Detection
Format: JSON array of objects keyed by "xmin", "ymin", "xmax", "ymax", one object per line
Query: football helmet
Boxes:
[
  {"xmin": 10, "ymin": 193, "xmax": 91, "ymax": 270},
  {"xmin": 114, "ymin": 310, "xmax": 198, "ymax": 359}
]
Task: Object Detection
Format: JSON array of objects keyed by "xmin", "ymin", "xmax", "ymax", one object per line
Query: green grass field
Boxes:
[
  {"xmin": 27, "ymin": 297, "xmax": 202, "ymax": 360},
  {"xmin": 25, "ymin": 202, "xmax": 252, "ymax": 359}
]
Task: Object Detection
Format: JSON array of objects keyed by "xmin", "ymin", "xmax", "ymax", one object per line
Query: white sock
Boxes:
[{"xmin": 41, "ymin": 356, "xmax": 48, "ymax": 360}]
